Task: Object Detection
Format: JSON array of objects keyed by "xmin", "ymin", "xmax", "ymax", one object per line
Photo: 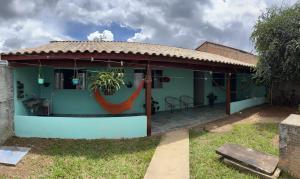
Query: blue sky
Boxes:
[
  {"xmin": 65, "ymin": 22, "xmax": 139, "ymax": 41},
  {"xmin": 0, "ymin": 0, "xmax": 298, "ymax": 52}
]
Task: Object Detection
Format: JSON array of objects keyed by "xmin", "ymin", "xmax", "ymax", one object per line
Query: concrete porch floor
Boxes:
[{"xmin": 152, "ymin": 104, "xmax": 227, "ymax": 134}]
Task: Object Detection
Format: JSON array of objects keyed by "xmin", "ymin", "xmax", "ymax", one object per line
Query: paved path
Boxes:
[{"xmin": 144, "ymin": 129, "xmax": 189, "ymax": 179}]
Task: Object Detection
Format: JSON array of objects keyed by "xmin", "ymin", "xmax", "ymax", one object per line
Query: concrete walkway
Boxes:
[{"xmin": 144, "ymin": 129, "xmax": 189, "ymax": 179}]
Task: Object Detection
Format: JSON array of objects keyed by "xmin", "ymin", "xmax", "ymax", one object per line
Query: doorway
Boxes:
[
  {"xmin": 194, "ymin": 71, "xmax": 204, "ymax": 106},
  {"xmin": 230, "ymin": 74, "xmax": 237, "ymax": 101}
]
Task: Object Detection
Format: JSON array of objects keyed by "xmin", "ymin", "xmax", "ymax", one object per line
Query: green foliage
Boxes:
[
  {"xmin": 89, "ymin": 68, "xmax": 125, "ymax": 94},
  {"xmin": 251, "ymin": 3, "xmax": 300, "ymax": 85},
  {"xmin": 143, "ymin": 97, "xmax": 160, "ymax": 114}
]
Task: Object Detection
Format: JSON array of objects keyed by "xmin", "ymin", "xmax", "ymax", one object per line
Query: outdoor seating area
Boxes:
[
  {"xmin": 152, "ymin": 104, "xmax": 226, "ymax": 134},
  {"xmin": 165, "ymin": 95, "xmax": 195, "ymax": 112}
]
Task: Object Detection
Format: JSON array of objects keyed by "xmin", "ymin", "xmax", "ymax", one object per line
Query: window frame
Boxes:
[
  {"xmin": 133, "ymin": 69, "xmax": 163, "ymax": 89},
  {"xmin": 54, "ymin": 68, "xmax": 87, "ymax": 90}
]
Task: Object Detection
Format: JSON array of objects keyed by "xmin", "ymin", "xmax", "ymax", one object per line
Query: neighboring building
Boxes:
[
  {"xmin": 196, "ymin": 41, "xmax": 257, "ymax": 66},
  {"xmin": 1, "ymin": 41, "xmax": 266, "ymax": 139}
]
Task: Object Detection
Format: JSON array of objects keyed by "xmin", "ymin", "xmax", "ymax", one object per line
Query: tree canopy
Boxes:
[{"xmin": 251, "ymin": 3, "xmax": 300, "ymax": 86}]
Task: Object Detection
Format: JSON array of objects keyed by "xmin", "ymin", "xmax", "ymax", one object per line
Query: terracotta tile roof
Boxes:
[
  {"xmin": 196, "ymin": 41, "xmax": 258, "ymax": 65},
  {"xmin": 2, "ymin": 41, "xmax": 255, "ymax": 67}
]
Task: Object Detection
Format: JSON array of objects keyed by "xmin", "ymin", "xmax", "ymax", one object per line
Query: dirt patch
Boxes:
[
  {"xmin": 196, "ymin": 105, "xmax": 297, "ymax": 133},
  {"xmin": 205, "ymin": 124, "xmax": 233, "ymax": 133},
  {"xmin": 0, "ymin": 138, "xmax": 54, "ymax": 178},
  {"xmin": 272, "ymin": 135, "xmax": 279, "ymax": 147}
]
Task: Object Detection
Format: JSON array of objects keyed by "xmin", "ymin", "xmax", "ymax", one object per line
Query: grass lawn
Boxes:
[
  {"xmin": 0, "ymin": 136, "xmax": 160, "ymax": 178},
  {"xmin": 190, "ymin": 122, "xmax": 293, "ymax": 179}
]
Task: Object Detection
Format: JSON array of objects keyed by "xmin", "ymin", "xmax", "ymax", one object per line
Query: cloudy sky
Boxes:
[{"xmin": 0, "ymin": 0, "xmax": 298, "ymax": 53}]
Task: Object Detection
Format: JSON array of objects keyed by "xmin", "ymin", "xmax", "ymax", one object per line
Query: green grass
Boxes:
[
  {"xmin": 1, "ymin": 136, "xmax": 160, "ymax": 178},
  {"xmin": 46, "ymin": 137, "xmax": 160, "ymax": 178},
  {"xmin": 190, "ymin": 123, "xmax": 293, "ymax": 179}
]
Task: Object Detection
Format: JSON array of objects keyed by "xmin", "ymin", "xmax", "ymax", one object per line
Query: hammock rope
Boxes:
[{"xmin": 94, "ymin": 80, "xmax": 145, "ymax": 114}]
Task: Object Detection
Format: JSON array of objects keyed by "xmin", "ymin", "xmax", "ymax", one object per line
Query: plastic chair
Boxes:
[
  {"xmin": 180, "ymin": 95, "xmax": 194, "ymax": 111},
  {"xmin": 165, "ymin": 96, "xmax": 181, "ymax": 113}
]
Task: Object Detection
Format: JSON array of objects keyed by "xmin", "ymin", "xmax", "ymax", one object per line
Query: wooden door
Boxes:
[{"xmin": 194, "ymin": 71, "xmax": 204, "ymax": 106}]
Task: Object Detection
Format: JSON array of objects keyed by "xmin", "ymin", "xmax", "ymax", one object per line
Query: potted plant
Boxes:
[
  {"xmin": 143, "ymin": 97, "xmax": 160, "ymax": 114},
  {"xmin": 207, "ymin": 92, "xmax": 217, "ymax": 106},
  {"xmin": 72, "ymin": 61, "xmax": 80, "ymax": 85},
  {"xmin": 89, "ymin": 69, "xmax": 125, "ymax": 95},
  {"xmin": 37, "ymin": 65, "xmax": 44, "ymax": 85},
  {"xmin": 72, "ymin": 78, "xmax": 80, "ymax": 85},
  {"xmin": 38, "ymin": 75, "xmax": 44, "ymax": 84}
]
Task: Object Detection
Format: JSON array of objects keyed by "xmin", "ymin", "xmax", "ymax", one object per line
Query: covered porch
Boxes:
[
  {"xmin": 152, "ymin": 104, "xmax": 226, "ymax": 134},
  {"xmin": 2, "ymin": 41, "xmax": 265, "ymax": 139}
]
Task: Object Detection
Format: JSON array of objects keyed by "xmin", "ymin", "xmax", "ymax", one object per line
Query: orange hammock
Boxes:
[{"xmin": 94, "ymin": 80, "xmax": 145, "ymax": 114}]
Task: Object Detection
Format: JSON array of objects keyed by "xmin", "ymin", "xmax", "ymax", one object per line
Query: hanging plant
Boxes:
[
  {"xmin": 37, "ymin": 62, "xmax": 44, "ymax": 85},
  {"xmin": 72, "ymin": 60, "xmax": 80, "ymax": 85},
  {"xmin": 89, "ymin": 68, "xmax": 125, "ymax": 95}
]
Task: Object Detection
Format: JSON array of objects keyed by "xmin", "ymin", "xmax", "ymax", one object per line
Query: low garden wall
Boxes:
[
  {"xmin": 230, "ymin": 97, "xmax": 266, "ymax": 114},
  {"xmin": 279, "ymin": 114, "xmax": 300, "ymax": 178},
  {"xmin": 14, "ymin": 115, "xmax": 147, "ymax": 139}
]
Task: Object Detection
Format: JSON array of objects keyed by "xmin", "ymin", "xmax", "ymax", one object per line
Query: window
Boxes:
[
  {"xmin": 152, "ymin": 70, "xmax": 163, "ymax": 88},
  {"xmin": 133, "ymin": 69, "xmax": 163, "ymax": 89},
  {"xmin": 54, "ymin": 69, "xmax": 87, "ymax": 90},
  {"xmin": 212, "ymin": 73, "xmax": 225, "ymax": 86}
]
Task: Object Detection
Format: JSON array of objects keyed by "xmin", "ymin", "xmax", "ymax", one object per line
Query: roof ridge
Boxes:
[
  {"xmin": 49, "ymin": 40, "xmax": 196, "ymax": 51},
  {"xmin": 196, "ymin": 41, "xmax": 256, "ymax": 56}
]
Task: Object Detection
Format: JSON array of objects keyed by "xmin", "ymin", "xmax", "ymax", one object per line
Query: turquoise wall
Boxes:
[
  {"xmin": 230, "ymin": 97, "xmax": 266, "ymax": 114},
  {"xmin": 13, "ymin": 67, "xmax": 40, "ymax": 115},
  {"xmin": 152, "ymin": 68, "xmax": 193, "ymax": 111},
  {"xmin": 39, "ymin": 67, "xmax": 145, "ymax": 115},
  {"xmin": 13, "ymin": 67, "xmax": 266, "ymax": 116},
  {"xmin": 236, "ymin": 73, "xmax": 266, "ymax": 100},
  {"xmin": 14, "ymin": 115, "xmax": 147, "ymax": 139},
  {"xmin": 14, "ymin": 67, "xmax": 193, "ymax": 115},
  {"xmin": 203, "ymin": 72, "xmax": 226, "ymax": 105},
  {"xmin": 203, "ymin": 72, "xmax": 266, "ymax": 104}
]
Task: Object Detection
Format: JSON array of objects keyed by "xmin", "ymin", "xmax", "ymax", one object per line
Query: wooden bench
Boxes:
[{"xmin": 216, "ymin": 143, "xmax": 281, "ymax": 179}]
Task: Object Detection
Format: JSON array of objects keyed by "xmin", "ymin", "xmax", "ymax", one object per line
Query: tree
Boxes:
[{"xmin": 251, "ymin": 3, "xmax": 300, "ymax": 104}]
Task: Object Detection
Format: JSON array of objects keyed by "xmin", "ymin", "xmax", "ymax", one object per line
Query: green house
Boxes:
[{"xmin": 1, "ymin": 41, "xmax": 266, "ymax": 139}]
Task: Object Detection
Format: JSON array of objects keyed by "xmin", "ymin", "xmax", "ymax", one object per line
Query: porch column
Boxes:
[
  {"xmin": 226, "ymin": 73, "xmax": 231, "ymax": 115},
  {"xmin": 145, "ymin": 63, "xmax": 152, "ymax": 136}
]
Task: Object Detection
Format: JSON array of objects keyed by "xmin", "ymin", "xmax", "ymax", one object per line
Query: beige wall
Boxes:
[
  {"xmin": 196, "ymin": 42, "xmax": 257, "ymax": 65},
  {"xmin": 0, "ymin": 65, "xmax": 13, "ymax": 144}
]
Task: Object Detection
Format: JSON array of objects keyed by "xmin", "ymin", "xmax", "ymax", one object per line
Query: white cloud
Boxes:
[
  {"xmin": 127, "ymin": 31, "xmax": 151, "ymax": 42},
  {"xmin": 0, "ymin": 0, "xmax": 298, "ymax": 52},
  {"xmin": 55, "ymin": 0, "xmax": 274, "ymax": 51},
  {"xmin": 0, "ymin": 19, "xmax": 70, "ymax": 52},
  {"xmin": 87, "ymin": 30, "xmax": 114, "ymax": 41},
  {"xmin": 202, "ymin": 0, "xmax": 267, "ymax": 29}
]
